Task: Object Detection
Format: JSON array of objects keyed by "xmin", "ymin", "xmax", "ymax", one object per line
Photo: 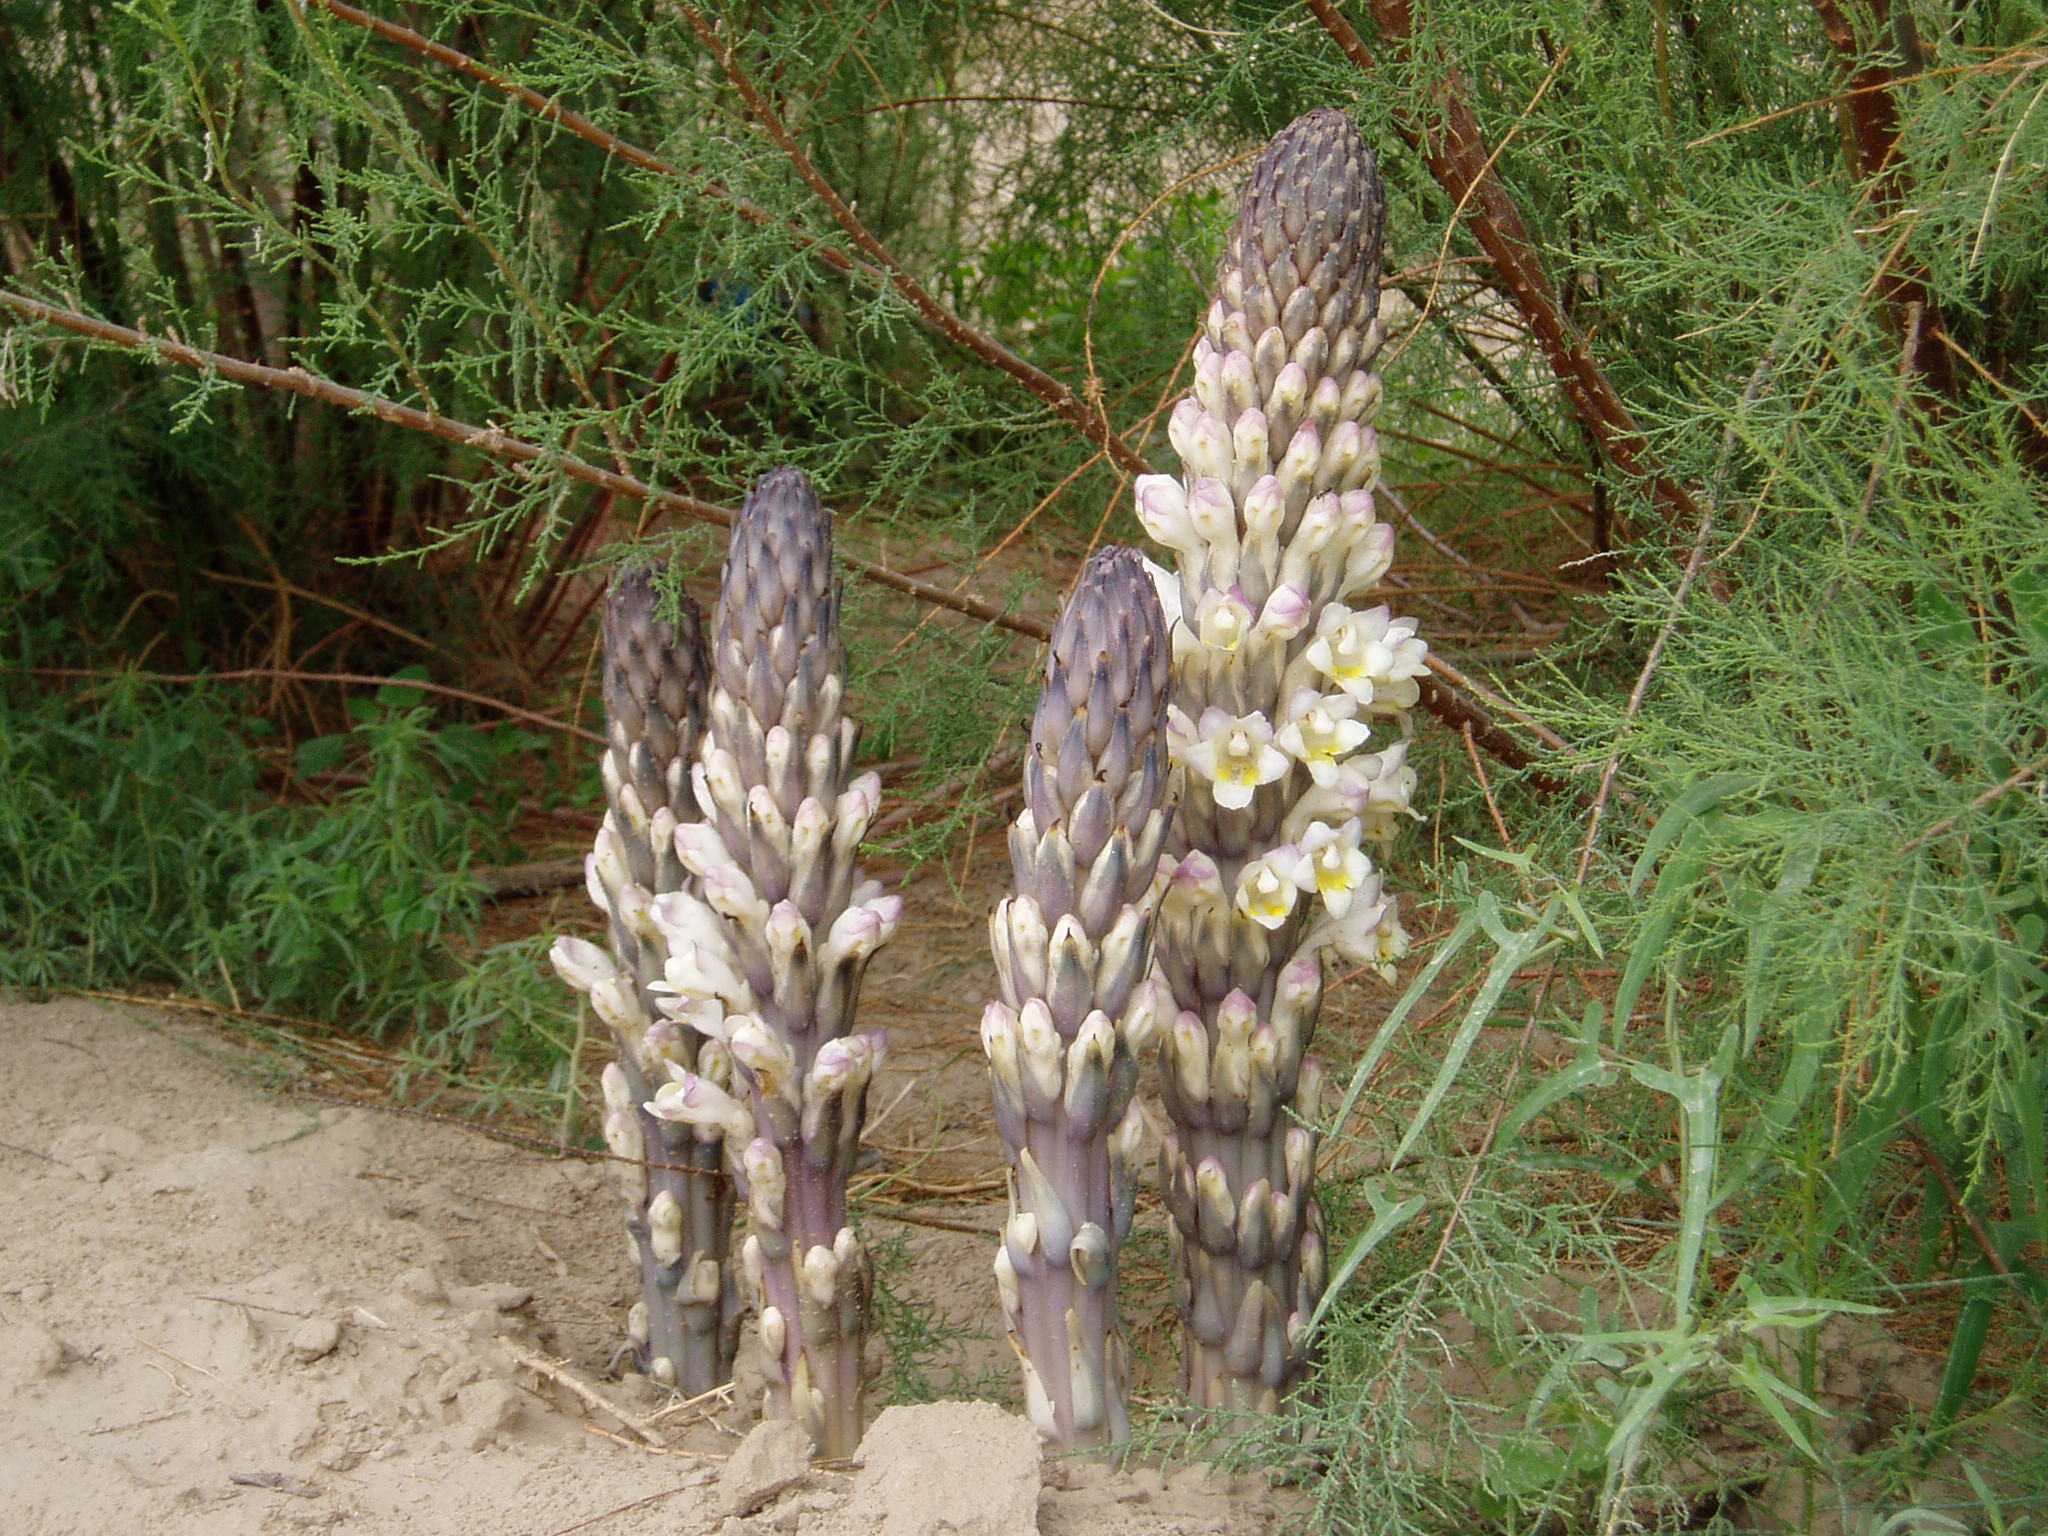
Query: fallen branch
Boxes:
[{"xmin": 503, "ymin": 1344, "xmax": 667, "ymax": 1446}]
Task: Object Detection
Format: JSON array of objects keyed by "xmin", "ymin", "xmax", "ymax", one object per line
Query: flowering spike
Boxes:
[
  {"xmin": 549, "ymin": 565, "xmax": 738, "ymax": 1395},
  {"xmin": 665, "ymin": 467, "xmax": 893, "ymax": 1458},
  {"xmin": 1143, "ymin": 109, "xmax": 1426, "ymax": 1413},
  {"xmin": 984, "ymin": 546, "xmax": 1171, "ymax": 1450}
]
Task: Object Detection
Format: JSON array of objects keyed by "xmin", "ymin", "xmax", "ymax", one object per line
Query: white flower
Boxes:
[
  {"xmin": 1352, "ymin": 739, "xmax": 1421, "ymax": 844},
  {"xmin": 1302, "ymin": 604, "xmax": 1431, "ymax": 714},
  {"xmin": 1193, "ymin": 587, "xmax": 1255, "ymax": 653},
  {"xmin": 728, "ymin": 1017, "xmax": 800, "ymax": 1105},
  {"xmin": 1234, "ymin": 851, "xmax": 1302, "ymax": 930},
  {"xmin": 1306, "ymin": 876, "xmax": 1391, "ymax": 971},
  {"xmin": 1275, "ymin": 689, "xmax": 1370, "ymax": 786},
  {"xmin": 1287, "ymin": 819, "xmax": 1375, "ymax": 918},
  {"xmin": 1180, "ymin": 708, "xmax": 1290, "ymax": 811}
]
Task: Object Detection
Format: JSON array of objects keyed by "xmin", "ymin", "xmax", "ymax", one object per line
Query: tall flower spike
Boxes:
[
  {"xmin": 548, "ymin": 566, "xmax": 738, "ymax": 1395},
  {"xmin": 1144, "ymin": 109, "xmax": 1425, "ymax": 1414},
  {"xmin": 644, "ymin": 466, "xmax": 894, "ymax": 1459},
  {"xmin": 987, "ymin": 546, "xmax": 1172, "ymax": 1449}
]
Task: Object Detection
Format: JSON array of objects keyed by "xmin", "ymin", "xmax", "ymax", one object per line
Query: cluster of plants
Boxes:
[{"xmin": 5, "ymin": 0, "xmax": 2045, "ymax": 1530}]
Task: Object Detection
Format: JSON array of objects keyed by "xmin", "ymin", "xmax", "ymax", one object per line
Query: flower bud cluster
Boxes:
[
  {"xmin": 1141, "ymin": 109, "xmax": 1424, "ymax": 1413},
  {"xmin": 548, "ymin": 569, "xmax": 738, "ymax": 1396},
  {"xmin": 638, "ymin": 467, "xmax": 893, "ymax": 1459},
  {"xmin": 985, "ymin": 546, "xmax": 1173, "ymax": 1448}
]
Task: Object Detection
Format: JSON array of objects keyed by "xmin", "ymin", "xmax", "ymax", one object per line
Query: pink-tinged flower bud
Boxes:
[
  {"xmin": 588, "ymin": 977, "xmax": 644, "ymax": 1036},
  {"xmin": 1219, "ymin": 348, "xmax": 1258, "ymax": 417},
  {"xmin": 1017, "ymin": 999, "xmax": 1065, "ymax": 1112},
  {"xmin": 1268, "ymin": 360, "xmax": 1308, "ymax": 424},
  {"xmin": 1258, "ymin": 584, "xmax": 1312, "ymax": 640},
  {"xmin": 694, "ymin": 747, "xmax": 748, "ymax": 827},
  {"xmin": 765, "ymin": 900, "xmax": 811, "ymax": 971},
  {"xmin": 550, "ymin": 936, "xmax": 618, "ymax": 995},
  {"xmin": 1120, "ymin": 975, "xmax": 1171, "ymax": 1059},
  {"xmin": 821, "ymin": 902, "xmax": 882, "ymax": 968},
  {"xmin": 672, "ymin": 819, "xmax": 735, "ymax": 879},
  {"xmin": 1335, "ymin": 514, "xmax": 1400, "ymax": 598},
  {"xmin": 1136, "ymin": 475, "xmax": 1200, "ymax": 555},
  {"xmin": 1170, "ymin": 1013, "xmax": 1211, "ymax": 1106},
  {"xmin": 1185, "ymin": 477, "xmax": 1238, "ymax": 551},
  {"xmin": 591, "ymin": 822, "xmax": 632, "ymax": 900},
  {"xmin": 1184, "ymin": 410, "xmax": 1232, "ymax": 485},
  {"xmin": 1231, "ymin": 408, "xmax": 1271, "ymax": 486},
  {"xmin": 646, "ymin": 1072, "xmax": 752, "ymax": 1145},
  {"xmin": 1167, "ymin": 396, "xmax": 1204, "ymax": 466},
  {"xmin": 1276, "ymin": 418, "xmax": 1320, "ymax": 498}
]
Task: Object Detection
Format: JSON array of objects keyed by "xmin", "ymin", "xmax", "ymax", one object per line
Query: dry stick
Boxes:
[
  {"xmin": 22, "ymin": 664, "xmax": 603, "ymax": 746},
  {"xmin": 200, "ymin": 568, "xmax": 451, "ymax": 660},
  {"xmin": 674, "ymin": 3, "xmax": 1151, "ymax": 479},
  {"xmin": 0, "ymin": 291, "xmax": 1043, "ymax": 641},
  {"xmin": 503, "ymin": 1344, "xmax": 666, "ymax": 1446},
  {"xmin": 1306, "ymin": 0, "xmax": 1709, "ymax": 544}
]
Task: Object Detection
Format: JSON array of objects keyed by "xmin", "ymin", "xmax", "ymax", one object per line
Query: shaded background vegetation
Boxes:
[{"xmin": 3, "ymin": 1, "xmax": 2044, "ymax": 1531}]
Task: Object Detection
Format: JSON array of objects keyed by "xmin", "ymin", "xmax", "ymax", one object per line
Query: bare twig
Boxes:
[
  {"xmin": 1897, "ymin": 751, "xmax": 2048, "ymax": 856},
  {"xmin": 504, "ymin": 1344, "xmax": 666, "ymax": 1446}
]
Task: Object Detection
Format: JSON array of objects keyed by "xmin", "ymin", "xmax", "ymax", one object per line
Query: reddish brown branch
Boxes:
[
  {"xmin": 0, "ymin": 290, "xmax": 1042, "ymax": 639},
  {"xmin": 674, "ymin": 4, "xmax": 1152, "ymax": 479},
  {"xmin": 1809, "ymin": 0, "xmax": 1956, "ymax": 392},
  {"xmin": 1306, "ymin": 0, "xmax": 1707, "ymax": 541},
  {"xmin": 7, "ymin": 290, "xmax": 1574, "ymax": 784}
]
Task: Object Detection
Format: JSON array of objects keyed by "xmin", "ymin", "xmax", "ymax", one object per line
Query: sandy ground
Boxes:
[{"xmin": 0, "ymin": 996, "xmax": 1290, "ymax": 1536}]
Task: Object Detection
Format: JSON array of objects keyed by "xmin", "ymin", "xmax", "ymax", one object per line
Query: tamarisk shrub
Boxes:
[
  {"xmin": 643, "ymin": 467, "xmax": 898, "ymax": 1458},
  {"xmin": 1138, "ymin": 109, "xmax": 1427, "ymax": 1414}
]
